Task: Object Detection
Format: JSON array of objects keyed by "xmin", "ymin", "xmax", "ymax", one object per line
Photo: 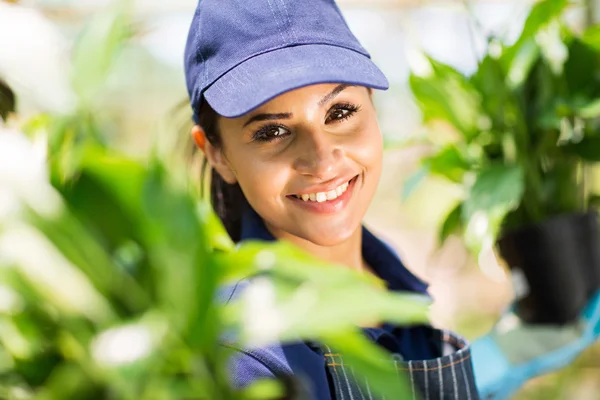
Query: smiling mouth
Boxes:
[{"xmin": 290, "ymin": 176, "xmax": 358, "ymax": 203}]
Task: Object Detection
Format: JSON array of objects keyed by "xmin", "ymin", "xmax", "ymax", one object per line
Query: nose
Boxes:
[{"xmin": 292, "ymin": 129, "xmax": 342, "ymax": 180}]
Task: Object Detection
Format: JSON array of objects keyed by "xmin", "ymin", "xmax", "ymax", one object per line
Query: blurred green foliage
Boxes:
[
  {"xmin": 0, "ymin": 2, "xmax": 431, "ymax": 399},
  {"xmin": 408, "ymin": 0, "xmax": 600, "ymax": 255}
]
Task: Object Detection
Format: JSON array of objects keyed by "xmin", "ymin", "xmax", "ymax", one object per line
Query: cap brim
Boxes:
[{"xmin": 203, "ymin": 44, "xmax": 389, "ymax": 118}]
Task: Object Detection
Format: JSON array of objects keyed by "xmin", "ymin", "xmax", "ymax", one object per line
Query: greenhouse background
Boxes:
[{"xmin": 2, "ymin": 0, "xmax": 600, "ymax": 398}]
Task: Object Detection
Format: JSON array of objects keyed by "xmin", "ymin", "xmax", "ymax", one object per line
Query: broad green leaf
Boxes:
[
  {"xmin": 423, "ymin": 146, "xmax": 471, "ymax": 183},
  {"xmin": 223, "ymin": 242, "xmax": 430, "ymax": 347},
  {"xmin": 462, "ymin": 164, "xmax": 525, "ymax": 252},
  {"xmin": 438, "ymin": 202, "xmax": 463, "ymax": 245},
  {"xmin": 576, "ymin": 98, "xmax": 600, "ymax": 119},
  {"xmin": 0, "ymin": 224, "xmax": 116, "ymax": 324},
  {"xmin": 241, "ymin": 379, "xmax": 285, "ymax": 400},
  {"xmin": 140, "ymin": 163, "xmax": 214, "ymax": 342},
  {"xmin": 582, "ymin": 24, "xmax": 600, "ymax": 51},
  {"xmin": 410, "ymin": 59, "xmax": 482, "ymax": 139},
  {"xmin": 564, "ymin": 38, "xmax": 599, "ymax": 97},
  {"xmin": 79, "ymin": 148, "xmax": 146, "ymax": 219},
  {"xmin": 501, "ymin": 0, "xmax": 568, "ymax": 85},
  {"xmin": 471, "ymin": 55, "xmax": 511, "ymax": 121},
  {"xmin": 519, "ymin": 0, "xmax": 569, "ymax": 41},
  {"xmin": 463, "ymin": 164, "xmax": 524, "ymax": 220},
  {"xmin": 197, "ymin": 202, "xmax": 234, "ymax": 252},
  {"xmin": 505, "ymin": 39, "xmax": 540, "ymax": 89},
  {"xmin": 564, "ymin": 136, "xmax": 600, "ymax": 161}
]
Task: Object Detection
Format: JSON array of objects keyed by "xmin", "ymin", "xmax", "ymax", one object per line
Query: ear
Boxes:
[
  {"xmin": 191, "ymin": 125, "xmax": 237, "ymax": 184},
  {"xmin": 191, "ymin": 125, "xmax": 206, "ymax": 151}
]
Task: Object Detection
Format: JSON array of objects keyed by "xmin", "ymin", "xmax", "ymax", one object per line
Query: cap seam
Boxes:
[
  {"xmin": 265, "ymin": 0, "xmax": 289, "ymax": 46},
  {"xmin": 201, "ymin": 42, "xmax": 371, "ymax": 95}
]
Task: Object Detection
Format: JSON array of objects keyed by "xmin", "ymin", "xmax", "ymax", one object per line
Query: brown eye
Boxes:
[
  {"xmin": 325, "ymin": 103, "xmax": 360, "ymax": 124},
  {"xmin": 329, "ymin": 109, "xmax": 350, "ymax": 121},
  {"xmin": 253, "ymin": 125, "xmax": 290, "ymax": 142}
]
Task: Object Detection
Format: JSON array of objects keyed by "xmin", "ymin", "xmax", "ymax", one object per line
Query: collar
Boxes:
[{"xmin": 240, "ymin": 205, "xmax": 428, "ymax": 294}]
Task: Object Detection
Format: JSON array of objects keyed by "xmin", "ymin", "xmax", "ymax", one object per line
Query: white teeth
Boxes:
[{"xmin": 295, "ymin": 179, "xmax": 352, "ymax": 203}]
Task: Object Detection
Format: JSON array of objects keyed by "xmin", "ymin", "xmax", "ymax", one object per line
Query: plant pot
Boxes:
[{"xmin": 497, "ymin": 211, "xmax": 600, "ymax": 325}]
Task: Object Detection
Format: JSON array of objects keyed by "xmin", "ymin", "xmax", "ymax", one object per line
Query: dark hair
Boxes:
[{"xmin": 196, "ymin": 101, "xmax": 246, "ymax": 242}]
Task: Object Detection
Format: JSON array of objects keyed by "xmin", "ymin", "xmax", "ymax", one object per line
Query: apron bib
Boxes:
[{"xmin": 319, "ymin": 329, "xmax": 480, "ymax": 400}]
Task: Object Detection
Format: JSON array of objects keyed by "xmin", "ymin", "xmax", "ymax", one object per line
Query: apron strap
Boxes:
[{"xmin": 317, "ymin": 330, "xmax": 480, "ymax": 400}]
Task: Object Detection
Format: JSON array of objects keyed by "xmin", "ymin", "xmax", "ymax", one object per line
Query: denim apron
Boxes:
[{"xmin": 318, "ymin": 329, "xmax": 480, "ymax": 400}]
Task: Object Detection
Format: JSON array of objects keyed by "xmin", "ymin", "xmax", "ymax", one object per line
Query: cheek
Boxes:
[
  {"xmin": 230, "ymin": 154, "xmax": 291, "ymax": 208},
  {"xmin": 346, "ymin": 116, "xmax": 384, "ymax": 174}
]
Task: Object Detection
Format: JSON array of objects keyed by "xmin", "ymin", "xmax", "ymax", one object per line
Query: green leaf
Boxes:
[
  {"xmin": 471, "ymin": 55, "xmax": 510, "ymax": 120},
  {"xmin": 463, "ymin": 164, "xmax": 525, "ymax": 220},
  {"xmin": 501, "ymin": 0, "xmax": 569, "ymax": 83},
  {"xmin": 423, "ymin": 146, "xmax": 471, "ymax": 183},
  {"xmin": 582, "ymin": 24, "xmax": 600, "ymax": 51},
  {"xmin": 564, "ymin": 38, "xmax": 599, "ymax": 97},
  {"xmin": 222, "ymin": 242, "xmax": 430, "ymax": 346},
  {"xmin": 197, "ymin": 202, "xmax": 234, "ymax": 252},
  {"xmin": 576, "ymin": 98, "xmax": 600, "ymax": 119},
  {"xmin": 438, "ymin": 202, "xmax": 463, "ymax": 245},
  {"xmin": 505, "ymin": 39, "xmax": 541, "ymax": 89},
  {"xmin": 462, "ymin": 164, "xmax": 525, "ymax": 252},
  {"xmin": 564, "ymin": 136, "xmax": 600, "ymax": 161},
  {"xmin": 410, "ymin": 59, "xmax": 482, "ymax": 139},
  {"xmin": 519, "ymin": 0, "xmax": 569, "ymax": 41}
]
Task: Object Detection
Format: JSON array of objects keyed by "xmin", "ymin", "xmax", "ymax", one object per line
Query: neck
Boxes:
[{"xmin": 265, "ymin": 224, "xmax": 367, "ymax": 273}]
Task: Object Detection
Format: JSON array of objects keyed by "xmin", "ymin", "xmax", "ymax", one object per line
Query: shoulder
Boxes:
[
  {"xmin": 362, "ymin": 226, "xmax": 429, "ymax": 294},
  {"xmin": 216, "ymin": 278, "xmax": 250, "ymax": 305},
  {"xmin": 217, "ymin": 279, "xmax": 331, "ymax": 398}
]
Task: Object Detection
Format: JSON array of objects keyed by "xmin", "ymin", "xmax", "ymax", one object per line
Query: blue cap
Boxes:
[{"xmin": 184, "ymin": 0, "xmax": 389, "ymax": 119}]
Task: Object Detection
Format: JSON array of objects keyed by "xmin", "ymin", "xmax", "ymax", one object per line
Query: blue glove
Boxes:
[{"xmin": 471, "ymin": 290, "xmax": 600, "ymax": 399}]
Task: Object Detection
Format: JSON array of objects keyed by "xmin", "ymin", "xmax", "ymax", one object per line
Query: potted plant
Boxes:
[{"xmin": 406, "ymin": 0, "xmax": 600, "ymax": 324}]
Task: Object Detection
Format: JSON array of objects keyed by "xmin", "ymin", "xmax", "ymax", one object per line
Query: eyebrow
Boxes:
[
  {"xmin": 318, "ymin": 84, "xmax": 352, "ymax": 106},
  {"xmin": 243, "ymin": 112, "xmax": 292, "ymax": 127},
  {"xmin": 243, "ymin": 84, "xmax": 353, "ymax": 127}
]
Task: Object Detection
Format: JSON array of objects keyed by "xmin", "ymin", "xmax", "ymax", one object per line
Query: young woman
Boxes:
[{"xmin": 184, "ymin": 1, "xmax": 600, "ymax": 399}]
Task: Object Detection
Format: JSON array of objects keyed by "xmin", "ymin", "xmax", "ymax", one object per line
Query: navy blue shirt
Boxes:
[{"xmin": 221, "ymin": 207, "xmax": 441, "ymax": 399}]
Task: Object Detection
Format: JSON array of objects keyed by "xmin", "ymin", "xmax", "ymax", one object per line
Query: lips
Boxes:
[
  {"xmin": 292, "ymin": 180, "xmax": 350, "ymax": 203},
  {"xmin": 288, "ymin": 175, "xmax": 358, "ymax": 203}
]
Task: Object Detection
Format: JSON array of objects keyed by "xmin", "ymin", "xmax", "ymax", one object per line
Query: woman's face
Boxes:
[{"xmin": 212, "ymin": 84, "xmax": 383, "ymax": 246}]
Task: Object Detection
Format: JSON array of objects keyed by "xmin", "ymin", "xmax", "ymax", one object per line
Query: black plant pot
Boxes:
[{"xmin": 497, "ymin": 211, "xmax": 600, "ymax": 325}]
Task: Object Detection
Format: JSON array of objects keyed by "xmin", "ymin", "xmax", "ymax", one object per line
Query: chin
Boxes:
[{"xmin": 298, "ymin": 221, "xmax": 358, "ymax": 247}]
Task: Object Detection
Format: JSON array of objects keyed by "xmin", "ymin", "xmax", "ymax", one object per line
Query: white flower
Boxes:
[
  {"xmin": 0, "ymin": 286, "xmax": 24, "ymax": 315},
  {"xmin": 406, "ymin": 45, "xmax": 434, "ymax": 78},
  {"xmin": 470, "ymin": 210, "xmax": 489, "ymax": 238},
  {"xmin": 242, "ymin": 277, "xmax": 285, "ymax": 347},
  {"xmin": 0, "ymin": 127, "xmax": 61, "ymax": 220},
  {"xmin": 0, "ymin": 224, "xmax": 114, "ymax": 322},
  {"xmin": 488, "ymin": 39, "xmax": 503, "ymax": 59},
  {"xmin": 535, "ymin": 21, "xmax": 568, "ymax": 75},
  {"xmin": 254, "ymin": 250, "xmax": 277, "ymax": 270},
  {"xmin": 91, "ymin": 324, "xmax": 153, "ymax": 367},
  {"xmin": 0, "ymin": 2, "xmax": 75, "ymax": 114}
]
